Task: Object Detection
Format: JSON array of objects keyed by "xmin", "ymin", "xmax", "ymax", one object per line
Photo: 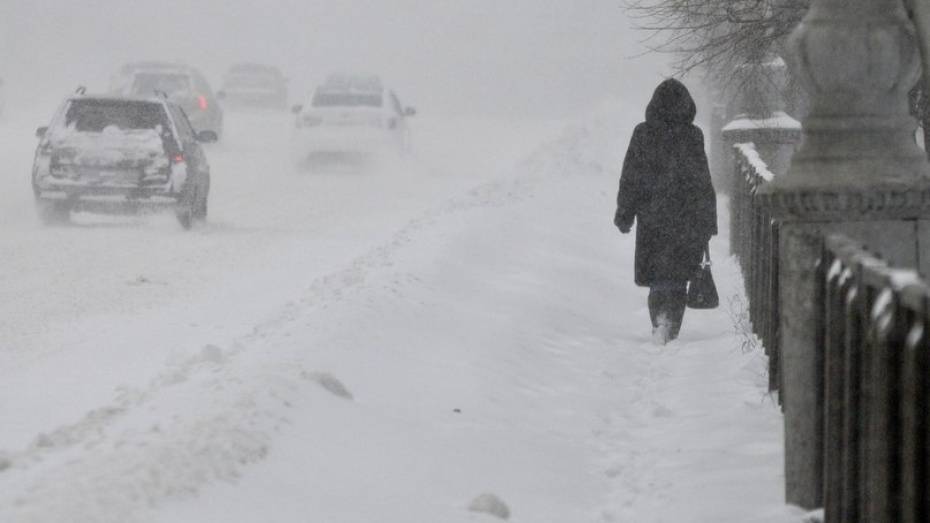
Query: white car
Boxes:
[{"xmin": 291, "ymin": 75, "xmax": 415, "ymax": 164}]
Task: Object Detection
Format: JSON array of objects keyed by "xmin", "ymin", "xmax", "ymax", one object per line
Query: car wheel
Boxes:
[
  {"xmin": 36, "ymin": 199, "xmax": 71, "ymax": 226},
  {"xmin": 193, "ymin": 181, "xmax": 209, "ymax": 222},
  {"xmin": 175, "ymin": 185, "xmax": 197, "ymax": 230}
]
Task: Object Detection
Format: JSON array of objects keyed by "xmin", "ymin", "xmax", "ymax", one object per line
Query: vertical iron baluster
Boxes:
[
  {"xmin": 900, "ymin": 289, "xmax": 927, "ymax": 523},
  {"xmin": 861, "ymin": 282, "xmax": 904, "ymax": 522},
  {"xmin": 772, "ymin": 220, "xmax": 782, "ymax": 397},
  {"xmin": 823, "ymin": 251, "xmax": 847, "ymax": 522}
]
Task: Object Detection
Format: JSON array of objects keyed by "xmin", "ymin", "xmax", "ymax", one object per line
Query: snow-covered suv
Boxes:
[{"xmin": 31, "ymin": 93, "xmax": 213, "ymax": 229}]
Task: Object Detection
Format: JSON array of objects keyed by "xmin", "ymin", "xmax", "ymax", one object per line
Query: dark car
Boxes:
[
  {"xmin": 218, "ymin": 63, "xmax": 288, "ymax": 110},
  {"xmin": 112, "ymin": 62, "xmax": 224, "ymax": 141},
  {"xmin": 32, "ymin": 92, "xmax": 213, "ymax": 229}
]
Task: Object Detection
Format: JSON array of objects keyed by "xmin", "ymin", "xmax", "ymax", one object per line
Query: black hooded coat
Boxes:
[{"xmin": 615, "ymin": 79, "xmax": 717, "ymax": 287}]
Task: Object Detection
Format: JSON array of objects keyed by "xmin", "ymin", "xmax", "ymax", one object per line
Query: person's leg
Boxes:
[
  {"xmin": 667, "ymin": 281, "xmax": 688, "ymax": 340},
  {"xmin": 649, "ymin": 283, "xmax": 677, "ymax": 344},
  {"xmin": 648, "ymin": 287, "xmax": 662, "ymax": 328}
]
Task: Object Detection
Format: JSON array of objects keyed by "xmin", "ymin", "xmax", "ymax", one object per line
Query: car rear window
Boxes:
[
  {"xmin": 64, "ymin": 100, "xmax": 169, "ymax": 133},
  {"xmin": 312, "ymin": 92, "xmax": 382, "ymax": 108},
  {"xmin": 131, "ymin": 73, "xmax": 192, "ymax": 98}
]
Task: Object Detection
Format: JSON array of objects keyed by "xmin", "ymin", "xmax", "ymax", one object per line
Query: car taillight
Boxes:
[
  {"xmin": 197, "ymin": 95, "xmax": 208, "ymax": 111},
  {"xmin": 174, "ymin": 154, "xmax": 186, "ymax": 164}
]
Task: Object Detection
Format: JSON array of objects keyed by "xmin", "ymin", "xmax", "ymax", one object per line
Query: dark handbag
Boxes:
[{"xmin": 687, "ymin": 244, "xmax": 719, "ymax": 309}]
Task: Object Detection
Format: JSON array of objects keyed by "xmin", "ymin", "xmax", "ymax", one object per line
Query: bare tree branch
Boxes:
[{"xmin": 623, "ymin": 0, "xmax": 809, "ymax": 81}]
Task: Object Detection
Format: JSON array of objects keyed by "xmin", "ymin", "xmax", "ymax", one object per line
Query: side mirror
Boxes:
[
  {"xmin": 216, "ymin": 90, "xmax": 227, "ymax": 101},
  {"xmin": 404, "ymin": 107, "xmax": 417, "ymax": 117},
  {"xmin": 291, "ymin": 104, "xmax": 304, "ymax": 115},
  {"xmin": 196, "ymin": 130, "xmax": 218, "ymax": 143},
  {"xmin": 36, "ymin": 126, "xmax": 48, "ymax": 139}
]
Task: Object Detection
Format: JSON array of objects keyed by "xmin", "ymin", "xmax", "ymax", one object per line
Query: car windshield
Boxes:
[
  {"xmin": 130, "ymin": 73, "xmax": 192, "ymax": 98},
  {"xmin": 63, "ymin": 100, "xmax": 168, "ymax": 132},
  {"xmin": 311, "ymin": 92, "xmax": 382, "ymax": 108}
]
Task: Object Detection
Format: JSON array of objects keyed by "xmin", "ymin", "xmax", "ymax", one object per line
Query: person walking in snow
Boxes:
[{"xmin": 614, "ymin": 78, "xmax": 717, "ymax": 344}]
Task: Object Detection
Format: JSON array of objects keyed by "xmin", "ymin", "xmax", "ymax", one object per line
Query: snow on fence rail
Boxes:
[{"xmin": 732, "ymin": 143, "xmax": 781, "ymax": 393}]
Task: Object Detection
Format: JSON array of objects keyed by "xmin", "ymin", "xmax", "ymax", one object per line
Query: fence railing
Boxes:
[
  {"xmin": 822, "ymin": 234, "xmax": 929, "ymax": 522},
  {"xmin": 732, "ymin": 143, "xmax": 781, "ymax": 393},
  {"xmin": 731, "ymin": 142, "xmax": 930, "ymax": 522}
]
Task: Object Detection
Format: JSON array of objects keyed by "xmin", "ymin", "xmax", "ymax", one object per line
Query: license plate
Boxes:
[{"xmin": 80, "ymin": 168, "xmax": 139, "ymax": 185}]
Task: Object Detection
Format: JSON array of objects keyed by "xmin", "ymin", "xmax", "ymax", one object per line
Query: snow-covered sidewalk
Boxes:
[{"xmin": 0, "ymin": 110, "xmax": 796, "ymax": 522}]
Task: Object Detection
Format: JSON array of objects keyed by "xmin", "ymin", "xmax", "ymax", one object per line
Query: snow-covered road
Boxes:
[
  {"xmin": 0, "ymin": 103, "xmax": 795, "ymax": 521},
  {"xmin": 0, "ymin": 107, "xmax": 556, "ymax": 449}
]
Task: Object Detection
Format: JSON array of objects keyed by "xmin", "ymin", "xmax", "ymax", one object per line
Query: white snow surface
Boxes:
[
  {"xmin": 723, "ymin": 111, "xmax": 801, "ymax": 133},
  {"xmin": 0, "ymin": 102, "xmax": 798, "ymax": 522}
]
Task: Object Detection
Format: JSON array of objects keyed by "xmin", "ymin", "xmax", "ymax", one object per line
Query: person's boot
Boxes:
[{"xmin": 652, "ymin": 313, "xmax": 672, "ymax": 345}]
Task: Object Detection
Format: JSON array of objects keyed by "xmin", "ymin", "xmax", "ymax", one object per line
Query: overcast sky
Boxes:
[{"xmin": 0, "ymin": 1, "xmax": 672, "ymax": 117}]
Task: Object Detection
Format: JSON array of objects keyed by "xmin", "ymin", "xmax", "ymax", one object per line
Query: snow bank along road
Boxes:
[{"xmin": 0, "ymin": 104, "xmax": 796, "ymax": 522}]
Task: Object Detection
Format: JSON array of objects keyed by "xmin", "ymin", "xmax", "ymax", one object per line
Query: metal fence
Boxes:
[
  {"xmin": 731, "ymin": 143, "xmax": 930, "ymax": 522},
  {"xmin": 822, "ymin": 234, "xmax": 930, "ymax": 522},
  {"xmin": 732, "ymin": 144, "xmax": 781, "ymax": 393}
]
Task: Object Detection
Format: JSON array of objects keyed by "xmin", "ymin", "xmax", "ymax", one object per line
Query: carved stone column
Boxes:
[
  {"xmin": 782, "ymin": 0, "xmax": 928, "ymax": 185},
  {"xmin": 760, "ymin": 0, "xmax": 930, "ymax": 512}
]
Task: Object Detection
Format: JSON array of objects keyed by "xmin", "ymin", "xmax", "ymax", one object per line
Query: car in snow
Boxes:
[
  {"xmin": 291, "ymin": 74, "xmax": 416, "ymax": 164},
  {"xmin": 31, "ymin": 91, "xmax": 214, "ymax": 229},
  {"xmin": 111, "ymin": 62, "xmax": 224, "ymax": 141},
  {"xmin": 218, "ymin": 63, "xmax": 288, "ymax": 110}
]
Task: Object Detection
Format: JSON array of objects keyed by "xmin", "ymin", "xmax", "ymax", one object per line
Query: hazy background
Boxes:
[{"xmin": 0, "ymin": 0, "xmax": 671, "ymax": 118}]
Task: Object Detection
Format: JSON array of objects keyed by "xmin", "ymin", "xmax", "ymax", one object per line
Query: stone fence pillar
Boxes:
[
  {"xmin": 722, "ymin": 57, "xmax": 802, "ymax": 257},
  {"xmin": 726, "ymin": 57, "xmax": 798, "ymax": 165},
  {"xmin": 759, "ymin": 0, "xmax": 930, "ymax": 511}
]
